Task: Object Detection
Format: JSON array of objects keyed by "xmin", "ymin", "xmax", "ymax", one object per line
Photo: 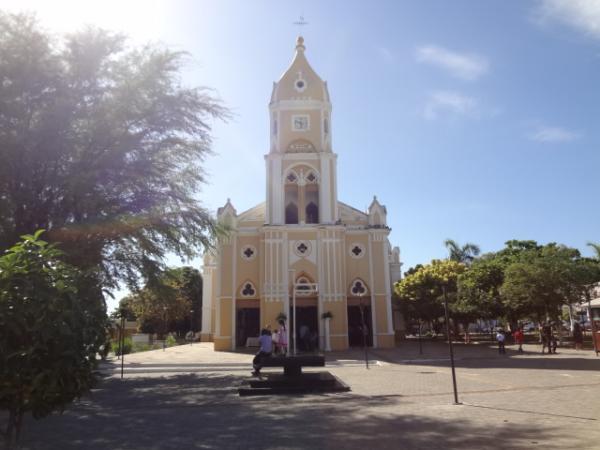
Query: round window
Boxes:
[{"xmin": 295, "ymin": 80, "xmax": 305, "ymax": 89}]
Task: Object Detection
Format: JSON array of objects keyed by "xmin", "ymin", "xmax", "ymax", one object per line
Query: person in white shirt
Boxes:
[
  {"xmin": 496, "ymin": 329, "xmax": 506, "ymax": 354},
  {"xmin": 252, "ymin": 328, "xmax": 273, "ymax": 376}
]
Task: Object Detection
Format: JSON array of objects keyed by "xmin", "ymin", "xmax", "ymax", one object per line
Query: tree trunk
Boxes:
[
  {"xmin": 4, "ymin": 408, "xmax": 14, "ymax": 448},
  {"xmin": 15, "ymin": 408, "xmax": 24, "ymax": 445}
]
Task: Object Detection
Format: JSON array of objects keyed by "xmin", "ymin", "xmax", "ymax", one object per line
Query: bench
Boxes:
[{"xmin": 259, "ymin": 355, "xmax": 325, "ymax": 377}]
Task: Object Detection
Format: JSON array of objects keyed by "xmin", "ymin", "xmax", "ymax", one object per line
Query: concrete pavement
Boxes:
[{"xmin": 12, "ymin": 341, "xmax": 600, "ymax": 449}]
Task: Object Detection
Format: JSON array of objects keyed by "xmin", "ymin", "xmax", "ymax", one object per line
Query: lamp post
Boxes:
[
  {"xmin": 119, "ymin": 312, "xmax": 125, "ymax": 379},
  {"xmin": 587, "ymin": 292, "xmax": 598, "ymax": 356},
  {"xmin": 442, "ymin": 284, "xmax": 460, "ymax": 404},
  {"xmin": 189, "ymin": 309, "xmax": 194, "ymax": 346},
  {"xmin": 418, "ymin": 319, "xmax": 423, "ymax": 355},
  {"xmin": 288, "ymin": 269, "xmax": 298, "ymax": 356},
  {"xmin": 163, "ymin": 306, "xmax": 167, "ymax": 351}
]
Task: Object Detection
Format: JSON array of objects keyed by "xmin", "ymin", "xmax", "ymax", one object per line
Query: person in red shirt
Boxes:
[{"xmin": 513, "ymin": 328, "xmax": 524, "ymax": 354}]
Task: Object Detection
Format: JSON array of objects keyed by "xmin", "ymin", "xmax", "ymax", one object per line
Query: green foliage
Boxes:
[
  {"xmin": 457, "ymin": 255, "xmax": 505, "ymax": 320},
  {"xmin": 500, "ymin": 244, "xmax": 596, "ymax": 321},
  {"xmin": 132, "ymin": 343, "xmax": 153, "ymax": 352},
  {"xmin": 588, "ymin": 242, "xmax": 600, "ymax": 260},
  {"xmin": 399, "ymin": 240, "xmax": 600, "ymax": 332},
  {"xmin": 123, "ymin": 266, "xmax": 202, "ymax": 334},
  {"xmin": 166, "ymin": 335, "xmax": 177, "ymax": 347},
  {"xmin": 111, "ymin": 337, "xmax": 132, "ymax": 356},
  {"xmin": 0, "ymin": 12, "xmax": 228, "ymax": 290},
  {"xmin": 0, "ymin": 232, "xmax": 105, "ymax": 446},
  {"xmin": 394, "ymin": 260, "xmax": 466, "ymax": 325},
  {"xmin": 444, "ymin": 239, "xmax": 481, "ymax": 264}
]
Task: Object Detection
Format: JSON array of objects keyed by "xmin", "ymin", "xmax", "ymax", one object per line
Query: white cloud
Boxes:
[
  {"xmin": 537, "ymin": 0, "xmax": 600, "ymax": 39},
  {"xmin": 423, "ymin": 91, "xmax": 478, "ymax": 120},
  {"xmin": 416, "ymin": 45, "xmax": 489, "ymax": 81},
  {"xmin": 528, "ymin": 125, "xmax": 582, "ymax": 142}
]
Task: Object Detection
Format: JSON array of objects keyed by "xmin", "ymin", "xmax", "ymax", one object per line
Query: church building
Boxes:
[{"xmin": 201, "ymin": 37, "xmax": 402, "ymax": 351}]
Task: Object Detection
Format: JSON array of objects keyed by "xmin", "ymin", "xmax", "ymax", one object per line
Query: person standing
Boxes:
[
  {"xmin": 573, "ymin": 322, "xmax": 584, "ymax": 350},
  {"xmin": 513, "ymin": 328, "xmax": 524, "ymax": 354},
  {"xmin": 252, "ymin": 328, "xmax": 273, "ymax": 376},
  {"xmin": 541, "ymin": 323, "xmax": 552, "ymax": 354},
  {"xmin": 496, "ymin": 328, "xmax": 506, "ymax": 354},
  {"xmin": 277, "ymin": 319, "xmax": 288, "ymax": 356}
]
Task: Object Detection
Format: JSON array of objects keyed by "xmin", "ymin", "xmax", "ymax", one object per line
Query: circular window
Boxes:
[
  {"xmin": 296, "ymin": 80, "xmax": 305, "ymax": 89},
  {"xmin": 241, "ymin": 245, "xmax": 257, "ymax": 261},
  {"xmin": 349, "ymin": 243, "xmax": 365, "ymax": 259},
  {"xmin": 293, "ymin": 240, "xmax": 312, "ymax": 258}
]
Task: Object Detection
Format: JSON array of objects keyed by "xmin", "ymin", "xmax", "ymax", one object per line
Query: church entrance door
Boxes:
[
  {"xmin": 236, "ymin": 307, "xmax": 260, "ymax": 348},
  {"xmin": 347, "ymin": 304, "xmax": 373, "ymax": 347},
  {"xmin": 289, "ymin": 304, "xmax": 319, "ymax": 352}
]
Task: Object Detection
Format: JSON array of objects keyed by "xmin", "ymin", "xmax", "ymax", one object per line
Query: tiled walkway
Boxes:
[{"xmin": 14, "ymin": 342, "xmax": 600, "ymax": 449}]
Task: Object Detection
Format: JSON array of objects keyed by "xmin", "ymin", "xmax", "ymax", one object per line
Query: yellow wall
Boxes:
[{"xmin": 261, "ymin": 301, "xmax": 285, "ymax": 330}]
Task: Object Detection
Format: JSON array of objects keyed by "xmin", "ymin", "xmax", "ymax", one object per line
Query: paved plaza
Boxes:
[{"xmin": 12, "ymin": 341, "xmax": 600, "ymax": 450}]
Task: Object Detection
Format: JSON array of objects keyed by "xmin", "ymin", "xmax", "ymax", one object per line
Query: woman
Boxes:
[{"xmin": 277, "ymin": 319, "xmax": 288, "ymax": 356}]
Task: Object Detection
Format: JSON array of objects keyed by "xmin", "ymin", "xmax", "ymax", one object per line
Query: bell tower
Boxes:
[{"xmin": 265, "ymin": 36, "xmax": 338, "ymax": 225}]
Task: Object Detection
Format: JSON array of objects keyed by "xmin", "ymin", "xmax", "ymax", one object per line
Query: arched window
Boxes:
[
  {"xmin": 306, "ymin": 202, "xmax": 318, "ymax": 224},
  {"xmin": 324, "ymin": 117, "xmax": 329, "ymax": 134},
  {"xmin": 304, "ymin": 177, "xmax": 319, "ymax": 224},
  {"xmin": 284, "ymin": 170, "xmax": 299, "ymax": 224},
  {"xmin": 285, "ymin": 201, "xmax": 298, "ymax": 224}
]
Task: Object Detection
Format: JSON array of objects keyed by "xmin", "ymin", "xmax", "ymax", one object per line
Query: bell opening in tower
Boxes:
[{"xmin": 285, "ymin": 179, "xmax": 299, "ymax": 224}]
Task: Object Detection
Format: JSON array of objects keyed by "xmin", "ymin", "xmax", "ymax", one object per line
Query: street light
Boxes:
[
  {"xmin": 118, "ymin": 308, "xmax": 126, "ymax": 379},
  {"xmin": 288, "ymin": 269, "xmax": 296, "ymax": 356},
  {"xmin": 163, "ymin": 306, "xmax": 167, "ymax": 351},
  {"xmin": 189, "ymin": 309, "xmax": 194, "ymax": 346},
  {"xmin": 442, "ymin": 284, "xmax": 460, "ymax": 404}
]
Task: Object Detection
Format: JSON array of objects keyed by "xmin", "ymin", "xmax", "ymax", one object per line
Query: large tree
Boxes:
[
  {"xmin": 120, "ymin": 266, "xmax": 202, "ymax": 335},
  {"xmin": 456, "ymin": 255, "xmax": 505, "ymax": 323},
  {"xmin": 0, "ymin": 13, "xmax": 228, "ymax": 290},
  {"xmin": 501, "ymin": 243, "xmax": 598, "ymax": 322},
  {"xmin": 395, "ymin": 260, "xmax": 466, "ymax": 332}
]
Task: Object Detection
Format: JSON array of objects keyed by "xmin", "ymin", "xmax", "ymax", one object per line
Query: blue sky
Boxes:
[{"xmin": 4, "ymin": 0, "xmax": 600, "ymax": 311}]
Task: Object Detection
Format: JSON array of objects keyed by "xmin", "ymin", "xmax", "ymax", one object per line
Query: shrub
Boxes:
[
  {"xmin": 166, "ymin": 334, "xmax": 177, "ymax": 347},
  {"xmin": 112, "ymin": 337, "xmax": 132, "ymax": 356},
  {"xmin": 0, "ymin": 231, "xmax": 106, "ymax": 446}
]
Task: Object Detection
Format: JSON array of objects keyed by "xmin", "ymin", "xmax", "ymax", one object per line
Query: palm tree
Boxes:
[
  {"xmin": 587, "ymin": 242, "xmax": 600, "ymax": 260},
  {"xmin": 444, "ymin": 239, "xmax": 481, "ymax": 264}
]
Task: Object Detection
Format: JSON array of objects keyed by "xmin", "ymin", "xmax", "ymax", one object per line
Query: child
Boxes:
[
  {"xmin": 496, "ymin": 328, "xmax": 506, "ymax": 354},
  {"xmin": 277, "ymin": 320, "xmax": 288, "ymax": 356},
  {"xmin": 513, "ymin": 328, "xmax": 524, "ymax": 354}
]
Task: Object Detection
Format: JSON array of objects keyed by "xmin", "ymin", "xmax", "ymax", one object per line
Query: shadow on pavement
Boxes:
[{"xmin": 16, "ymin": 372, "xmax": 564, "ymax": 450}]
